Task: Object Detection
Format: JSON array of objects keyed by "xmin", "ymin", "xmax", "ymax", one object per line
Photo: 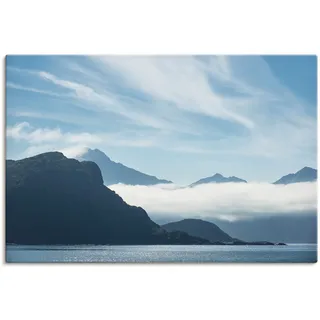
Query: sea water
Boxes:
[{"xmin": 6, "ymin": 244, "xmax": 317, "ymax": 263}]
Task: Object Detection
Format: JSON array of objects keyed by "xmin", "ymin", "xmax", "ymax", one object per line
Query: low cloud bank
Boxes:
[{"xmin": 109, "ymin": 182, "xmax": 317, "ymax": 221}]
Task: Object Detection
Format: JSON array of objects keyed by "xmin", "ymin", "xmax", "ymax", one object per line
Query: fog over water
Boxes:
[{"xmin": 109, "ymin": 182, "xmax": 317, "ymax": 221}]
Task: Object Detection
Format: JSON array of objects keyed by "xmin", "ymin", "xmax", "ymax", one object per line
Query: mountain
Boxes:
[
  {"xmin": 190, "ymin": 173, "xmax": 247, "ymax": 187},
  {"xmin": 161, "ymin": 219, "xmax": 234, "ymax": 242},
  {"xmin": 152, "ymin": 213, "xmax": 316, "ymax": 244},
  {"xmin": 161, "ymin": 219, "xmax": 286, "ymax": 245},
  {"xmin": 6, "ymin": 152, "xmax": 208, "ymax": 245},
  {"xmin": 77, "ymin": 148, "xmax": 172, "ymax": 186},
  {"xmin": 273, "ymin": 167, "xmax": 317, "ymax": 184}
]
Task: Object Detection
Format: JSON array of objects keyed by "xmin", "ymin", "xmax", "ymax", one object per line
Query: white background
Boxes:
[{"xmin": 0, "ymin": 1, "xmax": 319, "ymax": 319}]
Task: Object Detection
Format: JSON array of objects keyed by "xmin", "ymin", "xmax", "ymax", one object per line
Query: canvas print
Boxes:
[{"xmin": 5, "ymin": 55, "xmax": 317, "ymax": 263}]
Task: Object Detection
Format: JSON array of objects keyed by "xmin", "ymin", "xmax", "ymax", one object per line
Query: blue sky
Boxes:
[{"xmin": 6, "ymin": 55, "xmax": 317, "ymax": 184}]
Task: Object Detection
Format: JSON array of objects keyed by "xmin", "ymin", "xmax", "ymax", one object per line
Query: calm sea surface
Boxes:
[{"xmin": 6, "ymin": 244, "xmax": 317, "ymax": 263}]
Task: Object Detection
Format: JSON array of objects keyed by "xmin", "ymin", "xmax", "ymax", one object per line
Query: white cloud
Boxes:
[
  {"xmin": 7, "ymin": 122, "xmax": 157, "ymax": 159},
  {"xmin": 24, "ymin": 144, "xmax": 60, "ymax": 157},
  {"xmin": 6, "ymin": 122, "xmax": 101, "ymax": 146},
  {"xmin": 109, "ymin": 182, "xmax": 317, "ymax": 221},
  {"xmin": 59, "ymin": 145, "xmax": 90, "ymax": 158},
  {"xmin": 7, "ymin": 122, "xmax": 31, "ymax": 140},
  {"xmin": 92, "ymin": 56, "xmax": 316, "ymax": 160},
  {"xmin": 7, "ymin": 56, "xmax": 316, "ymax": 164},
  {"xmin": 36, "ymin": 70, "xmax": 183, "ymax": 133},
  {"xmin": 96, "ymin": 56, "xmax": 255, "ymax": 129},
  {"xmin": 29, "ymin": 127, "xmax": 63, "ymax": 143},
  {"xmin": 39, "ymin": 71, "xmax": 116, "ymax": 105}
]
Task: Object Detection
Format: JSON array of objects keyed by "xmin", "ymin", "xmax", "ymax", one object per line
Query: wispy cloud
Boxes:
[
  {"xmin": 6, "ymin": 56, "xmax": 317, "ymax": 166},
  {"xmin": 109, "ymin": 182, "xmax": 317, "ymax": 221},
  {"xmin": 38, "ymin": 71, "xmax": 116, "ymax": 105},
  {"xmin": 7, "ymin": 110, "xmax": 99, "ymax": 127},
  {"xmin": 89, "ymin": 55, "xmax": 316, "ymax": 160},
  {"xmin": 7, "ymin": 82, "xmax": 61, "ymax": 97},
  {"xmin": 7, "ymin": 122, "xmax": 157, "ymax": 159},
  {"xmin": 34, "ymin": 69, "xmax": 185, "ymax": 133},
  {"xmin": 94, "ymin": 56, "xmax": 256, "ymax": 129},
  {"xmin": 7, "ymin": 122, "xmax": 101, "ymax": 144}
]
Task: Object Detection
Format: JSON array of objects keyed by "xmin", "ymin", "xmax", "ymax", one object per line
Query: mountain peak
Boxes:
[
  {"xmin": 78, "ymin": 148, "xmax": 172, "ymax": 186},
  {"xmin": 298, "ymin": 166, "xmax": 316, "ymax": 173},
  {"xmin": 7, "ymin": 153, "xmax": 210, "ymax": 245},
  {"xmin": 273, "ymin": 167, "xmax": 317, "ymax": 184},
  {"xmin": 82, "ymin": 148, "xmax": 111, "ymax": 162},
  {"xmin": 25, "ymin": 151, "xmax": 66, "ymax": 161},
  {"xmin": 190, "ymin": 173, "xmax": 247, "ymax": 186},
  {"xmin": 91, "ymin": 148, "xmax": 106, "ymax": 154}
]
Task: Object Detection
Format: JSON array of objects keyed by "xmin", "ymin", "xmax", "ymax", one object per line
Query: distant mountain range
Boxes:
[
  {"xmin": 73, "ymin": 148, "xmax": 317, "ymax": 187},
  {"xmin": 190, "ymin": 167, "xmax": 317, "ymax": 187},
  {"xmin": 190, "ymin": 173, "xmax": 247, "ymax": 187},
  {"xmin": 273, "ymin": 167, "xmax": 317, "ymax": 184},
  {"xmin": 77, "ymin": 148, "xmax": 172, "ymax": 186},
  {"xmin": 6, "ymin": 151, "xmax": 315, "ymax": 245}
]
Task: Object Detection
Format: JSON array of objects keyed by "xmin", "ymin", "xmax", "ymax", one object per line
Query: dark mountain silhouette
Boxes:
[
  {"xmin": 6, "ymin": 152, "xmax": 209, "ymax": 245},
  {"xmin": 161, "ymin": 219, "xmax": 286, "ymax": 245},
  {"xmin": 77, "ymin": 148, "xmax": 172, "ymax": 186},
  {"xmin": 190, "ymin": 173, "xmax": 247, "ymax": 187},
  {"xmin": 152, "ymin": 213, "xmax": 316, "ymax": 244},
  {"xmin": 162, "ymin": 219, "xmax": 234, "ymax": 242},
  {"xmin": 273, "ymin": 167, "xmax": 317, "ymax": 184}
]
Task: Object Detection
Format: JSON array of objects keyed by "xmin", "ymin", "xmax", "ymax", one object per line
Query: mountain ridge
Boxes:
[
  {"xmin": 273, "ymin": 166, "xmax": 317, "ymax": 184},
  {"xmin": 6, "ymin": 152, "xmax": 208, "ymax": 245},
  {"xmin": 77, "ymin": 148, "xmax": 173, "ymax": 186},
  {"xmin": 162, "ymin": 219, "xmax": 235, "ymax": 242},
  {"xmin": 190, "ymin": 173, "xmax": 247, "ymax": 187},
  {"xmin": 70, "ymin": 148, "xmax": 317, "ymax": 186}
]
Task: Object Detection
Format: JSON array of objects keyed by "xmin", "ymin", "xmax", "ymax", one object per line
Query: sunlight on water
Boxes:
[{"xmin": 6, "ymin": 244, "xmax": 317, "ymax": 263}]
